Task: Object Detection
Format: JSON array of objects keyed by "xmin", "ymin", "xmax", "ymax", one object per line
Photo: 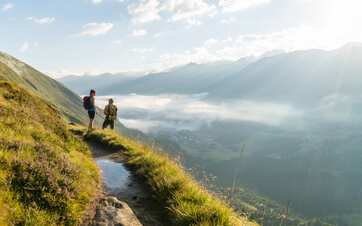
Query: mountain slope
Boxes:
[
  {"xmin": 0, "ymin": 81, "xmax": 100, "ymax": 225},
  {"xmin": 210, "ymin": 44, "xmax": 362, "ymax": 105},
  {"xmin": 0, "ymin": 52, "xmax": 91, "ymax": 124}
]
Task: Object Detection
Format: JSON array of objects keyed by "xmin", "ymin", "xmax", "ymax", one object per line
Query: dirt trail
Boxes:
[{"xmin": 89, "ymin": 142, "xmax": 166, "ymax": 226}]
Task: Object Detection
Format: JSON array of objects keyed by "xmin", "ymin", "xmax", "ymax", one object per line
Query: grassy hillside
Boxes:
[
  {"xmin": 71, "ymin": 127, "xmax": 258, "ymax": 226},
  {"xmin": 0, "ymin": 81, "xmax": 100, "ymax": 225},
  {"xmin": 0, "ymin": 52, "xmax": 90, "ymax": 124}
]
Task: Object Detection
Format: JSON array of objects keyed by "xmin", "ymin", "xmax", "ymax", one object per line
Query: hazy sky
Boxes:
[{"xmin": 0, "ymin": 0, "xmax": 361, "ymax": 77}]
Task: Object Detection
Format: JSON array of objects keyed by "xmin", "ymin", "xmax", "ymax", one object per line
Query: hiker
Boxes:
[
  {"xmin": 102, "ymin": 98, "xmax": 117, "ymax": 130},
  {"xmin": 83, "ymin": 89, "xmax": 96, "ymax": 130}
]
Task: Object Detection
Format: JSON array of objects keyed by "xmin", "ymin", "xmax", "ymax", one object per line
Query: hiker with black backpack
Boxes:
[{"xmin": 83, "ymin": 89, "xmax": 96, "ymax": 131}]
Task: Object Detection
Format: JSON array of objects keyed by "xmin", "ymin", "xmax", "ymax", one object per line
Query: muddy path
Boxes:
[{"xmin": 89, "ymin": 142, "xmax": 167, "ymax": 226}]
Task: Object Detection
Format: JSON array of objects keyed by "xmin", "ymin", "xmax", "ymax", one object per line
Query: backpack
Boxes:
[{"xmin": 83, "ymin": 96, "xmax": 91, "ymax": 110}]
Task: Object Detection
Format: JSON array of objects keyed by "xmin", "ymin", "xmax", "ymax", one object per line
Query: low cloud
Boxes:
[
  {"xmin": 127, "ymin": 0, "xmax": 269, "ymax": 26},
  {"xmin": 76, "ymin": 22, "xmax": 114, "ymax": 37},
  {"xmin": 219, "ymin": 0, "xmax": 271, "ymax": 12},
  {"xmin": 27, "ymin": 17, "xmax": 55, "ymax": 24},
  {"xmin": 19, "ymin": 42, "xmax": 29, "ymax": 53},
  {"xmin": 221, "ymin": 17, "xmax": 235, "ymax": 24},
  {"xmin": 131, "ymin": 29, "xmax": 147, "ymax": 37},
  {"xmin": 112, "ymin": 39, "xmax": 123, "ymax": 45},
  {"xmin": 96, "ymin": 94, "xmax": 300, "ymax": 132},
  {"xmin": 19, "ymin": 41, "xmax": 38, "ymax": 53},
  {"xmin": 92, "ymin": 0, "xmax": 103, "ymax": 4},
  {"xmin": 163, "ymin": 0, "xmax": 217, "ymax": 22},
  {"xmin": 97, "ymin": 92, "xmax": 362, "ymax": 133},
  {"xmin": 128, "ymin": 0, "xmax": 216, "ymax": 25},
  {"xmin": 131, "ymin": 48, "xmax": 153, "ymax": 54},
  {"xmin": 128, "ymin": 0, "xmax": 161, "ymax": 24},
  {"xmin": 1, "ymin": 3, "xmax": 14, "ymax": 12}
]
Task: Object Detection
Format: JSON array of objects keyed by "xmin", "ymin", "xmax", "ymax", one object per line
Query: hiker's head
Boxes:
[
  {"xmin": 108, "ymin": 98, "xmax": 114, "ymax": 104},
  {"xmin": 90, "ymin": 89, "xmax": 96, "ymax": 96}
]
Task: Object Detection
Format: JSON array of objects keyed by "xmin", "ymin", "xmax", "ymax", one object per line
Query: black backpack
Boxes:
[{"xmin": 83, "ymin": 96, "xmax": 91, "ymax": 110}]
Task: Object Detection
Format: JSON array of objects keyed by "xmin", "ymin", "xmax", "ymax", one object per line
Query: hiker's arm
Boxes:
[{"xmin": 104, "ymin": 106, "xmax": 108, "ymax": 115}]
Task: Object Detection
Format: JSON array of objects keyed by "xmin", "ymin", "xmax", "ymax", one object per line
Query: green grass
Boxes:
[
  {"xmin": 71, "ymin": 126, "xmax": 258, "ymax": 226},
  {"xmin": 0, "ymin": 81, "xmax": 100, "ymax": 225}
]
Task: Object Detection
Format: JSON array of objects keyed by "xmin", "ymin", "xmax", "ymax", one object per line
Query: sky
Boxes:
[{"xmin": 0, "ymin": 0, "xmax": 361, "ymax": 78}]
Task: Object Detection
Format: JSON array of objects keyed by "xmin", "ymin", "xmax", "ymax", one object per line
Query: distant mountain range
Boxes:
[
  {"xmin": 209, "ymin": 43, "xmax": 362, "ymax": 106},
  {"xmin": 59, "ymin": 43, "xmax": 362, "ymax": 108},
  {"xmin": 59, "ymin": 72, "xmax": 142, "ymax": 95},
  {"xmin": 59, "ymin": 57, "xmax": 256, "ymax": 95}
]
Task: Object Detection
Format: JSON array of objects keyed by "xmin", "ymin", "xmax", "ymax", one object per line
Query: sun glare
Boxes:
[{"xmin": 319, "ymin": 0, "xmax": 362, "ymax": 46}]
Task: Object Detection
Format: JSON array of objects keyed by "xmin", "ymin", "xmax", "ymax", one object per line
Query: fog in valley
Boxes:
[{"xmin": 97, "ymin": 94, "xmax": 301, "ymax": 133}]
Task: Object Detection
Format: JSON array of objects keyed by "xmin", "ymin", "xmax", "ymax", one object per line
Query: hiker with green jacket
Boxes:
[{"xmin": 102, "ymin": 98, "xmax": 117, "ymax": 130}]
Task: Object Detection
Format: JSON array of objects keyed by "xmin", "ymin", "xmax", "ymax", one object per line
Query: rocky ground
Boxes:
[{"xmin": 91, "ymin": 196, "xmax": 142, "ymax": 226}]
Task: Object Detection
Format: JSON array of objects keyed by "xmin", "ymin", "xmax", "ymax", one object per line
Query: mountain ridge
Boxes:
[{"xmin": 59, "ymin": 44, "xmax": 362, "ymax": 101}]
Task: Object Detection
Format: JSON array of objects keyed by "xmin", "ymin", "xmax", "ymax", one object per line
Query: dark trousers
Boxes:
[{"xmin": 102, "ymin": 116, "xmax": 115, "ymax": 130}]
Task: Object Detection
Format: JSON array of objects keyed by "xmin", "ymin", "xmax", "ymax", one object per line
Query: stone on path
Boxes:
[{"xmin": 91, "ymin": 196, "xmax": 143, "ymax": 226}]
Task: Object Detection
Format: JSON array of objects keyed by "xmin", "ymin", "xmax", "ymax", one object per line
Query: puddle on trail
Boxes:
[{"xmin": 96, "ymin": 159, "xmax": 130, "ymax": 192}]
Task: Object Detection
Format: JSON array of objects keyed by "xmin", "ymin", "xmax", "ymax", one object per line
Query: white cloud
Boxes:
[
  {"xmin": 112, "ymin": 39, "xmax": 123, "ymax": 45},
  {"xmin": 92, "ymin": 0, "xmax": 103, "ymax": 4},
  {"xmin": 219, "ymin": 0, "xmax": 271, "ymax": 12},
  {"xmin": 131, "ymin": 48, "xmax": 153, "ymax": 54},
  {"xmin": 221, "ymin": 17, "xmax": 235, "ymax": 24},
  {"xmin": 1, "ymin": 3, "xmax": 14, "ymax": 12},
  {"xmin": 77, "ymin": 22, "xmax": 114, "ymax": 37},
  {"xmin": 131, "ymin": 29, "xmax": 148, "ymax": 37},
  {"xmin": 27, "ymin": 17, "xmax": 55, "ymax": 25},
  {"xmin": 185, "ymin": 18, "xmax": 203, "ymax": 27},
  {"xmin": 128, "ymin": 0, "xmax": 217, "ymax": 25},
  {"xmin": 203, "ymin": 38, "xmax": 218, "ymax": 47},
  {"xmin": 163, "ymin": 0, "xmax": 217, "ymax": 22},
  {"xmin": 153, "ymin": 32, "xmax": 163, "ymax": 38},
  {"xmin": 19, "ymin": 42, "xmax": 29, "ymax": 53},
  {"xmin": 128, "ymin": 0, "xmax": 161, "ymax": 24},
  {"xmin": 18, "ymin": 42, "xmax": 39, "ymax": 53}
]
